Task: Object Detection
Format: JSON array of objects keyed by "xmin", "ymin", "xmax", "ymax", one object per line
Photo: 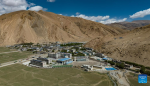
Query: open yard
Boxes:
[
  {"xmin": 0, "ymin": 51, "xmax": 32, "ymax": 63},
  {"xmin": 0, "ymin": 64, "xmax": 113, "ymax": 86},
  {"xmin": 127, "ymin": 73, "xmax": 150, "ymax": 86}
]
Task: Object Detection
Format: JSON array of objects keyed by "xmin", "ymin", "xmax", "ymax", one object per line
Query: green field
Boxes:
[
  {"xmin": 0, "ymin": 47, "xmax": 13, "ymax": 53},
  {"xmin": 127, "ymin": 73, "xmax": 150, "ymax": 86},
  {"xmin": 0, "ymin": 64, "xmax": 113, "ymax": 86},
  {"xmin": 0, "ymin": 51, "xmax": 32, "ymax": 63}
]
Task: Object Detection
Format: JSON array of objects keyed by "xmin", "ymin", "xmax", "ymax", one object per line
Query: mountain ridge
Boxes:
[
  {"xmin": 107, "ymin": 20, "xmax": 150, "ymax": 30},
  {"xmin": 0, "ymin": 10, "xmax": 126, "ymax": 46},
  {"xmin": 85, "ymin": 24, "xmax": 150, "ymax": 66}
]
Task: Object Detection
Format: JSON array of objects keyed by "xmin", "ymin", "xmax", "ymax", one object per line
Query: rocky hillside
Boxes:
[
  {"xmin": 107, "ymin": 20, "xmax": 150, "ymax": 30},
  {"xmin": 85, "ymin": 24, "xmax": 150, "ymax": 66},
  {"xmin": 0, "ymin": 10, "xmax": 126, "ymax": 46}
]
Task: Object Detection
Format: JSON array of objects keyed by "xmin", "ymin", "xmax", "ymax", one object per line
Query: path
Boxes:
[
  {"xmin": 0, "ymin": 51, "xmax": 18, "ymax": 54},
  {"xmin": 0, "ymin": 54, "xmax": 48, "ymax": 68},
  {"xmin": 110, "ymin": 70, "xmax": 130, "ymax": 86},
  {"xmin": 0, "ymin": 54, "xmax": 34, "ymax": 68}
]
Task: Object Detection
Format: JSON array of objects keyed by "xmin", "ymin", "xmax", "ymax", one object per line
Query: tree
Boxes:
[
  {"xmin": 116, "ymin": 63, "xmax": 124, "ymax": 69},
  {"xmin": 144, "ymin": 71, "xmax": 150, "ymax": 76},
  {"xmin": 52, "ymin": 49, "xmax": 55, "ymax": 52},
  {"xmin": 108, "ymin": 61, "xmax": 115, "ymax": 65},
  {"xmin": 140, "ymin": 66, "xmax": 145, "ymax": 73},
  {"xmin": 61, "ymin": 50, "xmax": 67, "ymax": 53}
]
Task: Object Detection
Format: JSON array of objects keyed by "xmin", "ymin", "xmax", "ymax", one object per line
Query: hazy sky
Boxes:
[{"xmin": 0, "ymin": 0, "xmax": 150, "ymax": 24}]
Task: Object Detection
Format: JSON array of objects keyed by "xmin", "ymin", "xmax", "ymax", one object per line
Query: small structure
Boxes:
[
  {"xmin": 61, "ymin": 53, "xmax": 72, "ymax": 58},
  {"xmin": 81, "ymin": 65, "xmax": 93, "ymax": 71},
  {"xmin": 105, "ymin": 67, "xmax": 116, "ymax": 71},
  {"xmin": 119, "ymin": 37, "xmax": 123, "ymax": 39},
  {"xmin": 125, "ymin": 64, "xmax": 133, "ymax": 69},
  {"xmin": 57, "ymin": 58, "xmax": 73, "ymax": 65},
  {"xmin": 95, "ymin": 53, "xmax": 103, "ymax": 57},
  {"xmin": 30, "ymin": 60, "xmax": 47, "ymax": 67},
  {"xmin": 48, "ymin": 53, "xmax": 61, "ymax": 59},
  {"xmin": 90, "ymin": 56, "xmax": 103, "ymax": 61},
  {"xmin": 103, "ymin": 58, "xmax": 108, "ymax": 60},
  {"xmin": 37, "ymin": 57, "xmax": 52, "ymax": 64},
  {"xmin": 71, "ymin": 49, "xmax": 76, "ymax": 53}
]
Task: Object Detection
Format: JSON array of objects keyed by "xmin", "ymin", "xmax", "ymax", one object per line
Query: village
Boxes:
[
  {"xmin": 7, "ymin": 42, "xmax": 137, "ymax": 71},
  {"xmin": 5, "ymin": 42, "xmax": 149, "ymax": 86}
]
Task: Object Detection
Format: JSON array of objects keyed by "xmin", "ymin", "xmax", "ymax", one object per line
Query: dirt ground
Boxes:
[{"xmin": 72, "ymin": 60, "xmax": 101, "ymax": 66}]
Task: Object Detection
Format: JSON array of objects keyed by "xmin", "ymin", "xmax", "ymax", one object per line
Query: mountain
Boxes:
[
  {"xmin": 107, "ymin": 20, "xmax": 150, "ymax": 30},
  {"xmin": 0, "ymin": 10, "xmax": 126, "ymax": 46},
  {"xmin": 85, "ymin": 24, "xmax": 150, "ymax": 66}
]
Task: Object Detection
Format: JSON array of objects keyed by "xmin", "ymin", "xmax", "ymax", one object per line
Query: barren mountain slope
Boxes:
[
  {"xmin": 0, "ymin": 10, "xmax": 126, "ymax": 46},
  {"xmin": 85, "ymin": 25, "xmax": 150, "ymax": 66},
  {"xmin": 107, "ymin": 20, "xmax": 150, "ymax": 30}
]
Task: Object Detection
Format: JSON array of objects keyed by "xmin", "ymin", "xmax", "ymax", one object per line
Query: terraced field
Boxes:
[{"xmin": 0, "ymin": 64, "xmax": 113, "ymax": 86}]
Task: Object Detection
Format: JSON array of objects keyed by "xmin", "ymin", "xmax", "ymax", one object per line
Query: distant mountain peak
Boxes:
[{"xmin": 107, "ymin": 20, "xmax": 150, "ymax": 30}]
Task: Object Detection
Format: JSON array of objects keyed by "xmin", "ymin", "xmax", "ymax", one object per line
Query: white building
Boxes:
[
  {"xmin": 90, "ymin": 56, "xmax": 103, "ymax": 61},
  {"xmin": 42, "ymin": 61, "xmax": 47, "ymax": 67},
  {"xmin": 71, "ymin": 49, "xmax": 76, "ymax": 53},
  {"xmin": 48, "ymin": 53, "xmax": 61, "ymax": 59},
  {"xmin": 61, "ymin": 53, "xmax": 72, "ymax": 58},
  {"xmin": 48, "ymin": 53, "xmax": 72, "ymax": 59},
  {"xmin": 81, "ymin": 65, "xmax": 93, "ymax": 70}
]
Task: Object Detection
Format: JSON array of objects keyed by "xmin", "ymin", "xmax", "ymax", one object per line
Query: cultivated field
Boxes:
[
  {"xmin": 127, "ymin": 73, "xmax": 150, "ymax": 86},
  {"xmin": 0, "ymin": 64, "xmax": 113, "ymax": 86},
  {"xmin": 0, "ymin": 51, "xmax": 32, "ymax": 63}
]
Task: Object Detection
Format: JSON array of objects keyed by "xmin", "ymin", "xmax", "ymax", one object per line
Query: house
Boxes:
[
  {"xmin": 102, "ymin": 58, "xmax": 108, "ymax": 60},
  {"xmin": 95, "ymin": 53, "xmax": 103, "ymax": 57},
  {"xmin": 71, "ymin": 49, "xmax": 76, "ymax": 53},
  {"xmin": 81, "ymin": 65, "xmax": 93, "ymax": 71},
  {"xmin": 48, "ymin": 53, "xmax": 61, "ymax": 59},
  {"xmin": 21, "ymin": 48, "xmax": 27, "ymax": 51},
  {"xmin": 30, "ymin": 60, "xmax": 47, "ymax": 67},
  {"xmin": 61, "ymin": 53, "xmax": 72, "ymax": 58},
  {"xmin": 81, "ymin": 52, "xmax": 88, "ymax": 56},
  {"xmin": 125, "ymin": 64, "xmax": 133, "ymax": 69},
  {"xmin": 85, "ymin": 48, "xmax": 93, "ymax": 51},
  {"xmin": 90, "ymin": 56, "xmax": 102, "ymax": 61},
  {"xmin": 57, "ymin": 58, "xmax": 73, "ymax": 65},
  {"xmin": 37, "ymin": 57, "xmax": 52, "ymax": 64}
]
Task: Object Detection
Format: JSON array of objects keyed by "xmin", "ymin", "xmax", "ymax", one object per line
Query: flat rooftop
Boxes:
[{"xmin": 58, "ymin": 58, "xmax": 70, "ymax": 61}]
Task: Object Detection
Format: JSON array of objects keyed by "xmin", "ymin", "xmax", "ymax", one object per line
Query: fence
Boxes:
[{"xmin": 52, "ymin": 65, "xmax": 73, "ymax": 68}]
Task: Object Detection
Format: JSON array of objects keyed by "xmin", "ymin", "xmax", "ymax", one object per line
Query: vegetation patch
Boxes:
[
  {"xmin": 0, "ymin": 64, "xmax": 113, "ymax": 86},
  {"xmin": 127, "ymin": 73, "xmax": 150, "ymax": 86},
  {"xmin": 0, "ymin": 51, "xmax": 32, "ymax": 63}
]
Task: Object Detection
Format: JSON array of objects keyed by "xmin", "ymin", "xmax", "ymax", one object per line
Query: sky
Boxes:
[{"xmin": 0, "ymin": 0, "xmax": 150, "ymax": 24}]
